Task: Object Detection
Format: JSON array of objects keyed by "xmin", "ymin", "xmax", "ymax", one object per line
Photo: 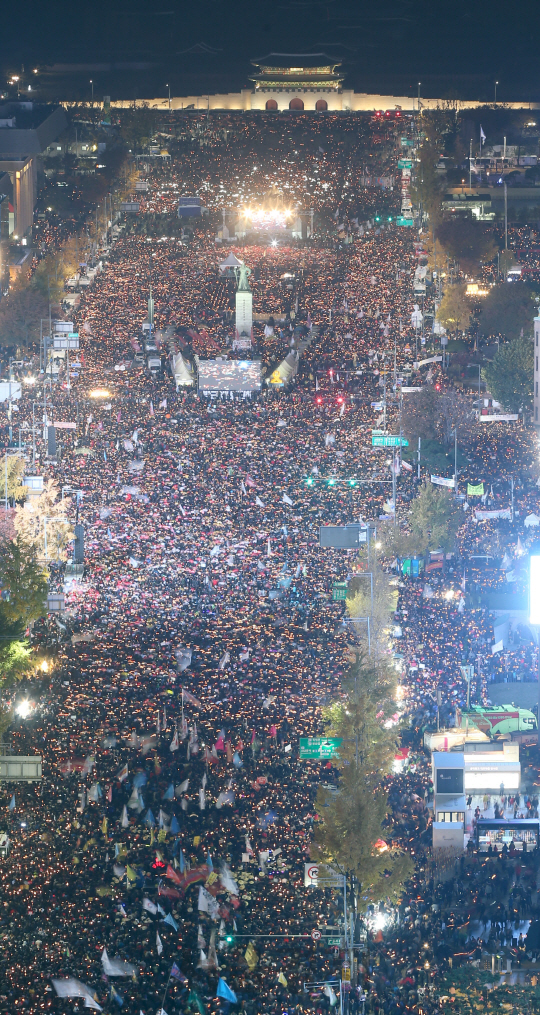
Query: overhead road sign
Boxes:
[
  {"xmin": 0, "ymin": 756, "xmax": 42, "ymax": 781},
  {"xmin": 320, "ymin": 524, "xmax": 368, "ymax": 548},
  {"xmin": 372, "ymin": 434, "xmax": 409, "ymax": 447},
  {"xmin": 397, "ymin": 217, "xmax": 415, "ymax": 227},
  {"xmin": 332, "ymin": 582, "xmax": 348, "ymax": 601},
  {"xmin": 300, "ymin": 737, "xmax": 343, "ymax": 760}
]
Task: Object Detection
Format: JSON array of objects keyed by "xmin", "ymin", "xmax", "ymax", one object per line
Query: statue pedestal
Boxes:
[{"xmin": 235, "ymin": 289, "xmax": 252, "ymax": 338}]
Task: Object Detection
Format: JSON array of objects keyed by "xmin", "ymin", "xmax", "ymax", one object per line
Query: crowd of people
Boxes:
[{"xmin": 2, "ymin": 111, "xmax": 540, "ymax": 1015}]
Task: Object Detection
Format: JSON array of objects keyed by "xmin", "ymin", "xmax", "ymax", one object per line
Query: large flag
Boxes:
[
  {"xmin": 217, "ymin": 979, "xmax": 238, "ymax": 1003},
  {"xmin": 142, "ymin": 897, "xmax": 157, "ymax": 915},
  {"xmin": 51, "ymin": 979, "xmax": 102, "ymax": 1011},
  {"xmin": 169, "ymin": 729, "xmax": 179, "ymax": 753},
  {"xmin": 117, "ymin": 764, "xmax": 129, "ymax": 782},
  {"xmin": 101, "ymin": 949, "xmax": 137, "ymax": 978}
]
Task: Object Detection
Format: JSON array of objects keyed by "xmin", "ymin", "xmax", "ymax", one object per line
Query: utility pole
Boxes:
[
  {"xmin": 417, "ymin": 436, "xmax": 421, "ymax": 479},
  {"xmin": 166, "ymin": 83, "xmax": 171, "ymax": 110},
  {"xmin": 494, "ymin": 80, "xmax": 499, "ymax": 104},
  {"xmin": 469, "ymin": 139, "xmax": 473, "ymax": 190},
  {"xmin": 504, "ymin": 182, "xmax": 508, "ymax": 250}
]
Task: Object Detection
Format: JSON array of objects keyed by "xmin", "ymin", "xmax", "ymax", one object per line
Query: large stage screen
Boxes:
[{"xmin": 198, "ymin": 360, "xmax": 261, "ymax": 393}]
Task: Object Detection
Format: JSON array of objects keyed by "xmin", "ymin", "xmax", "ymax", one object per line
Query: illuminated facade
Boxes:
[{"xmin": 249, "ymin": 53, "xmax": 344, "ymax": 111}]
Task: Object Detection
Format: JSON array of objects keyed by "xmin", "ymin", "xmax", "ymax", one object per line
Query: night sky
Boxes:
[{"xmin": 2, "ymin": 0, "xmax": 540, "ymax": 102}]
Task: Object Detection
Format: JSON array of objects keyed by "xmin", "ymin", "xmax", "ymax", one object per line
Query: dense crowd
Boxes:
[{"xmin": 2, "ymin": 112, "xmax": 540, "ymax": 1015}]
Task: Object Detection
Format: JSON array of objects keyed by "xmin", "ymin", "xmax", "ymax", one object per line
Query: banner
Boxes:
[
  {"xmin": 467, "ymin": 483, "xmax": 484, "ymax": 496},
  {"xmin": 478, "ymin": 414, "xmax": 519, "ymax": 422},
  {"xmin": 474, "ymin": 508, "xmax": 512, "ymax": 521},
  {"xmin": 431, "ymin": 475, "xmax": 455, "ymax": 489}
]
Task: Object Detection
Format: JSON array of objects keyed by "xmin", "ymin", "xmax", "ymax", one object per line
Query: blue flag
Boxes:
[
  {"xmin": 217, "ymin": 979, "xmax": 237, "ymax": 1004},
  {"xmin": 133, "ymin": 772, "xmax": 147, "ymax": 788},
  {"xmin": 144, "ymin": 809, "xmax": 155, "ymax": 827},
  {"xmin": 8, "ymin": 795, "xmax": 15, "ymax": 810},
  {"xmin": 179, "ymin": 850, "xmax": 185, "ymax": 873},
  {"xmin": 163, "ymin": 783, "xmax": 174, "ymax": 801},
  {"xmin": 162, "ymin": 912, "xmax": 178, "ymax": 931},
  {"xmin": 170, "ymin": 815, "xmax": 180, "ymax": 835}
]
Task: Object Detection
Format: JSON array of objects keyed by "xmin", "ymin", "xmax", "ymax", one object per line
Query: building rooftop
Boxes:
[{"xmin": 251, "ymin": 53, "xmax": 342, "ymax": 70}]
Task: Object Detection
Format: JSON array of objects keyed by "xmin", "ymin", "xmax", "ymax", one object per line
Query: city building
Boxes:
[{"xmin": 0, "ymin": 103, "xmax": 67, "ymax": 238}]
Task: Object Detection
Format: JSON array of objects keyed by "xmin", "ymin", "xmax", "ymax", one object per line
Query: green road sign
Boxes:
[
  {"xmin": 326, "ymin": 937, "xmax": 343, "ymax": 946},
  {"xmin": 398, "ymin": 159, "xmax": 413, "ymax": 169},
  {"xmin": 332, "ymin": 582, "xmax": 348, "ymax": 601},
  {"xmin": 397, "ymin": 217, "xmax": 415, "ymax": 227},
  {"xmin": 400, "ymin": 138, "xmax": 415, "ymax": 147},
  {"xmin": 372, "ymin": 435, "xmax": 409, "ymax": 447},
  {"xmin": 299, "ymin": 737, "xmax": 343, "ymax": 760}
]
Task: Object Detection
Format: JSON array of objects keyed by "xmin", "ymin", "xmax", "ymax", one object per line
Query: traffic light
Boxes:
[
  {"xmin": 328, "ymin": 478, "xmax": 336, "ymax": 486},
  {"xmin": 348, "ymin": 478, "xmax": 357, "ymax": 486},
  {"xmin": 306, "ymin": 476, "xmax": 314, "ymax": 486},
  {"xmin": 225, "ymin": 934, "xmax": 234, "ymax": 944}
]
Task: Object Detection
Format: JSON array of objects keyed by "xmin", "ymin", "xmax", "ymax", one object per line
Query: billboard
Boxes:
[
  {"xmin": 530, "ymin": 554, "xmax": 540, "ymax": 625},
  {"xmin": 178, "ymin": 196, "xmax": 201, "ymax": 217},
  {"xmin": 198, "ymin": 360, "xmax": 261, "ymax": 393},
  {"xmin": 436, "ymin": 768, "xmax": 464, "ymax": 795}
]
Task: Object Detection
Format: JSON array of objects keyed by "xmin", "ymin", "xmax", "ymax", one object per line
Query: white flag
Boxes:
[
  {"xmin": 170, "ymin": 728, "xmax": 179, "ymax": 752},
  {"xmin": 255, "ymin": 496, "xmax": 265, "ymax": 507},
  {"xmin": 143, "ymin": 897, "xmax": 158, "ymax": 915},
  {"xmin": 282, "ymin": 493, "xmax": 293, "ymax": 506},
  {"xmin": 156, "ymin": 931, "xmax": 163, "ymax": 956}
]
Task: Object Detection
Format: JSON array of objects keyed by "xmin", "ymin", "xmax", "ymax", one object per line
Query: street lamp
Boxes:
[
  {"xmin": 494, "ymin": 80, "xmax": 499, "ymax": 104},
  {"xmin": 166, "ymin": 83, "xmax": 171, "ymax": 110},
  {"xmin": 90, "ymin": 79, "xmax": 94, "ymax": 106}
]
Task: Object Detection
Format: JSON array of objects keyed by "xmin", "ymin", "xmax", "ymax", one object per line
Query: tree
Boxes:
[
  {"xmin": 0, "ymin": 456, "xmax": 28, "ymax": 504},
  {"xmin": 346, "ymin": 544, "xmax": 397, "ymax": 656},
  {"xmin": 478, "ymin": 283, "xmax": 535, "ymax": 340},
  {"xmin": 409, "ymin": 139, "xmax": 445, "ymax": 226},
  {"xmin": 119, "ymin": 106, "xmax": 155, "ymax": 150},
  {"xmin": 0, "ymin": 536, "xmax": 48, "ymax": 639},
  {"xmin": 483, "ymin": 336, "xmax": 534, "ymax": 411},
  {"xmin": 14, "ymin": 479, "xmax": 74, "ymax": 561},
  {"xmin": 436, "ymin": 218, "xmax": 498, "ymax": 274},
  {"xmin": 436, "ymin": 284, "xmax": 472, "ymax": 332},
  {"xmin": 0, "ymin": 280, "xmax": 49, "ymax": 349},
  {"xmin": 312, "ymin": 654, "xmax": 413, "ymax": 910},
  {"xmin": 410, "ymin": 480, "xmax": 462, "ymax": 552}
]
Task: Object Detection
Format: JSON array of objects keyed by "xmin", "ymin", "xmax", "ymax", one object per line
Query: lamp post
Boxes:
[
  {"xmin": 90, "ymin": 79, "xmax": 94, "ymax": 107},
  {"xmin": 494, "ymin": 80, "xmax": 499, "ymax": 104},
  {"xmin": 166, "ymin": 83, "xmax": 171, "ymax": 110}
]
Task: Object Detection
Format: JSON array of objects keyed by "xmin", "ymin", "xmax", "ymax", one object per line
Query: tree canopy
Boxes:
[
  {"xmin": 435, "ymin": 218, "xmax": 498, "ymax": 274},
  {"xmin": 312, "ymin": 654, "xmax": 412, "ymax": 909},
  {"xmin": 409, "ymin": 480, "xmax": 462, "ymax": 553},
  {"xmin": 483, "ymin": 336, "xmax": 534, "ymax": 411},
  {"xmin": 478, "ymin": 283, "xmax": 535, "ymax": 340},
  {"xmin": 0, "ymin": 536, "xmax": 48, "ymax": 640},
  {"xmin": 436, "ymin": 284, "xmax": 472, "ymax": 332}
]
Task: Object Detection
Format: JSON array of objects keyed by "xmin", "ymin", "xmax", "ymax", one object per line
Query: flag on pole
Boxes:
[
  {"xmin": 216, "ymin": 979, "xmax": 238, "ymax": 1003},
  {"xmin": 117, "ymin": 764, "xmax": 128, "ymax": 782},
  {"xmin": 156, "ymin": 931, "xmax": 163, "ymax": 956},
  {"xmin": 480, "ymin": 125, "xmax": 486, "ymax": 145},
  {"xmin": 170, "ymin": 963, "xmax": 187, "ymax": 983}
]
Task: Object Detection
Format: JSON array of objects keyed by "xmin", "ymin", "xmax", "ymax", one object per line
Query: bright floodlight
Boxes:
[
  {"xmin": 16, "ymin": 700, "xmax": 31, "ymax": 718},
  {"xmin": 530, "ymin": 554, "xmax": 540, "ymax": 625}
]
